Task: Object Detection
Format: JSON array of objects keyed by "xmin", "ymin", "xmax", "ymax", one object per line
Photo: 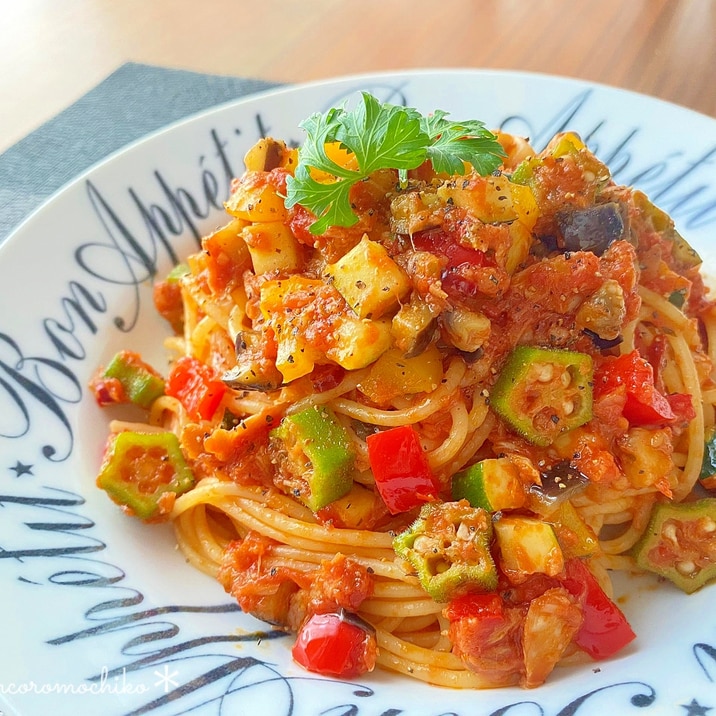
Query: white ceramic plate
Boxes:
[{"xmin": 2, "ymin": 70, "xmax": 716, "ymax": 716}]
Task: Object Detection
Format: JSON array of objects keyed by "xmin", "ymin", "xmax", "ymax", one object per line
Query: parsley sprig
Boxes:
[{"xmin": 284, "ymin": 92, "xmax": 506, "ymax": 235}]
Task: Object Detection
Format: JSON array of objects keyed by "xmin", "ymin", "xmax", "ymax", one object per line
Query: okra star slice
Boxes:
[
  {"xmin": 490, "ymin": 346, "xmax": 594, "ymax": 447},
  {"xmin": 393, "ymin": 500, "xmax": 498, "ymax": 602},
  {"xmin": 632, "ymin": 498, "xmax": 716, "ymax": 593},
  {"xmin": 96, "ymin": 431, "xmax": 196, "ymax": 522}
]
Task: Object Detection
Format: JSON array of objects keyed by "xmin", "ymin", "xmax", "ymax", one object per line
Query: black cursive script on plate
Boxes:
[{"xmin": 1, "ymin": 82, "xmax": 716, "ymax": 714}]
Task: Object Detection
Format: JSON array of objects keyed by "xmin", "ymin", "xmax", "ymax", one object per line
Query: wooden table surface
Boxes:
[{"xmin": 1, "ymin": 0, "xmax": 715, "ymax": 154}]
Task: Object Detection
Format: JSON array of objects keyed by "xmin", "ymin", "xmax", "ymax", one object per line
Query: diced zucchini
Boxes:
[
  {"xmin": 436, "ymin": 175, "xmax": 524, "ymax": 225},
  {"xmin": 325, "ymin": 235, "xmax": 410, "ymax": 319},
  {"xmin": 632, "ymin": 190, "xmax": 701, "ymax": 269},
  {"xmin": 316, "ymin": 482, "xmax": 379, "ymax": 529},
  {"xmin": 545, "ymin": 131, "xmax": 586, "ymax": 157},
  {"xmin": 272, "ymin": 405, "xmax": 355, "ymax": 512},
  {"xmin": 327, "ymin": 315, "xmax": 392, "ymax": 370},
  {"xmin": 358, "ymin": 344, "xmax": 443, "ymax": 405},
  {"xmin": 494, "ymin": 515, "xmax": 564, "ymax": 577},
  {"xmin": 549, "ymin": 501, "xmax": 599, "ymax": 559},
  {"xmin": 242, "ymin": 222, "xmax": 302, "ymax": 274},
  {"xmin": 452, "ymin": 458, "xmax": 526, "ymax": 512}
]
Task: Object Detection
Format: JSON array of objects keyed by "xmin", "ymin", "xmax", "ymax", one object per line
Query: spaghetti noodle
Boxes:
[{"xmin": 91, "ymin": 103, "xmax": 716, "ymax": 689}]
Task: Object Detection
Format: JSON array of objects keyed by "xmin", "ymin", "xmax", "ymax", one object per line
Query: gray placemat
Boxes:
[{"xmin": 0, "ymin": 62, "xmax": 283, "ymax": 243}]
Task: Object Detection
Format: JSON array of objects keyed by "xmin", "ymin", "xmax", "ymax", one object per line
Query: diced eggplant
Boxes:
[
  {"xmin": 530, "ymin": 460, "xmax": 588, "ymax": 507},
  {"xmin": 243, "ymin": 137, "xmax": 288, "ymax": 172},
  {"xmin": 222, "ymin": 330, "xmax": 283, "ymax": 391},
  {"xmin": 441, "ymin": 308, "xmax": 491, "ymax": 353},
  {"xmin": 555, "ymin": 202, "xmax": 625, "ymax": 255},
  {"xmin": 575, "ymin": 278, "xmax": 626, "ymax": 342},
  {"xmin": 391, "ymin": 298, "xmax": 439, "ymax": 358},
  {"xmin": 583, "ymin": 328, "xmax": 623, "ymax": 351}
]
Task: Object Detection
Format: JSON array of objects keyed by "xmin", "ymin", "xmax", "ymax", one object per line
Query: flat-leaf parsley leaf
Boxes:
[{"xmin": 285, "ymin": 92, "xmax": 505, "ymax": 235}]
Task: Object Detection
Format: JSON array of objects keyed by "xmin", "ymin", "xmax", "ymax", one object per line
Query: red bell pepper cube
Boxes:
[
  {"xmin": 560, "ymin": 558, "xmax": 636, "ymax": 659},
  {"xmin": 366, "ymin": 425, "xmax": 439, "ymax": 514},
  {"xmin": 594, "ymin": 350, "xmax": 694, "ymax": 426},
  {"xmin": 165, "ymin": 356, "xmax": 226, "ymax": 421}
]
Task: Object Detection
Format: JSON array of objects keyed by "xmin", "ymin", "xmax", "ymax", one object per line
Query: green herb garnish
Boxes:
[{"xmin": 285, "ymin": 92, "xmax": 505, "ymax": 235}]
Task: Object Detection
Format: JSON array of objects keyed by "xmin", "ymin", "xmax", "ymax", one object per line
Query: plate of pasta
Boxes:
[{"xmin": 2, "ymin": 69, "xmax": 716, "ymax": 716}]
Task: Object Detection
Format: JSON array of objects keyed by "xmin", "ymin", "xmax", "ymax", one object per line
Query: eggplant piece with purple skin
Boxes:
[
  {"xmin": 222, "ymin": 330, "xmax": 283, "ymax": 391},
  {"xmin": 531, "ymin": 461, "xmax": 589, "ymax": 507},
  {"xmin": 555, "ymin": 202, "xmax": 625, "ymax": 255}
]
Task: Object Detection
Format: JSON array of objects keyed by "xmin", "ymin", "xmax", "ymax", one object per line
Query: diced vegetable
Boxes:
[
  {"xmin": 292, "ymin": 610, "xmax": 377, "ymax": 677},
  {"xmin": 393, "ymin": 500, "xmax": 497, "ymax": 601},
  {"xmin": 90, "ymin": 350, "xmax": 165, "ymax": 409},
  {"xmin": 325, "ymin": 235, "xmax": 411, "ymax": 320},
  {"xmin": 511, "ymin": 132, "xmax": 610, "ymax": 192},
  {"xmin": 316, "ymin": 483, "xmax": 384, "ymax": 530},
  {"xmin": 494, "ymin": 515, "xmax": 564, "ymax": 577},
  {"xmin": 490, "ymin": 346, "xmax": 593, "ymax": 446},
  {"xmin": 327, "ymin": 315, "xmax": 392, "ymax": 371},
  {"xmin": 200, "ymin": 219, "xmax": 252, "ymax": 292},
  {"xmin": 153, "ymin": 265, "xmax": 189, "ymax": 334},
  {"xmin": 412, "ymin": 227, "xmax": 491, "ymax": 275},
  {"xmin": 699, "ymin": 429, "xmax": 716, "ymax": 490},
  {"xmin": 531, "ymin": 460, "xmax": 589, "ymax": 507},
  {"xmin": 451, "ymin": 458, "xmax": 526, "ymax": 512},
  {"xmin": 243, "ymin": 137, "xmax": 293, "ymax": 173},
  {"xmin": 436, "ymin": 174, "xmax": 538, "ymax": 228},
  {"xmin": 555, "ymin": 202, "xmax": 625, "ymax": 255},
  {"xmin": 241, "ymin": 222, "xmax": 303, "ymax": 274},
  {"xmin": 390, "ymin": 295, "xmax": 440, "ymax": 358},
  {"xmin": 441, "ymin": 308, "xmax": 491, "ymax": 353},
  {"xmin": 366, "ymin": 425, "xmax": 439, "ymax": 514},
  {"xmin": 357, "ymin": 345, "xmax": 442, "ymax": 405},
  {"xmin": 575, "ymin": 279, "xmax": 626, "ymax": 343},
  {"xmin": 259, "ymin": 276, "xmax": 325, "ymax": 383},
  {"xmin": 271, "ymin": 405, "xmax": 355, "ymax": 511},
  {"xmin": 96, "ymin": 431, "xmax": 196, "ymax": 522},
  {"xmin": 165, "ymin": 356, "xmax": 227, "ymax": 421},
  {"xmin": 166, "ymin": 262, "xmax": 190, "ymax": 281},
  {"xmin": 632, "ymin": 498, "xmax": 716, "ymax": 593},
  {"xmin": 632, "ymin": 189, "xmax": 701, "ymax": 269},
  {"xmin": 618, "ymin": 427, "xmax": 676, "ymax": 492},
  {"xmin": 560, "ymin": 558, "xmax": 635, "ymax": 659},
  {"xmin": 593, "ymin": 350, "xmax": 695, "ymax": 426},
  {"xmin": 530, "ymin": 498, "xmax": 599, "ymax": 559},
  {"xmin": 225, "ymin": 170, "xmax": 288, "ymax": 222},
  {"xmin": 221, "ymin": 330, "xmax": 283, "ymax": 392}
]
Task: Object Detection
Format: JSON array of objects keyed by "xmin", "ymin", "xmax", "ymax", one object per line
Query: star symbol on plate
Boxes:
[
  {"xmin": 10, "ymin": 461, "xmax": 33, "ymax": 477},
  {"xmin": 682, "ymin": 699, "xmax": 712, "ymax": 716}
]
